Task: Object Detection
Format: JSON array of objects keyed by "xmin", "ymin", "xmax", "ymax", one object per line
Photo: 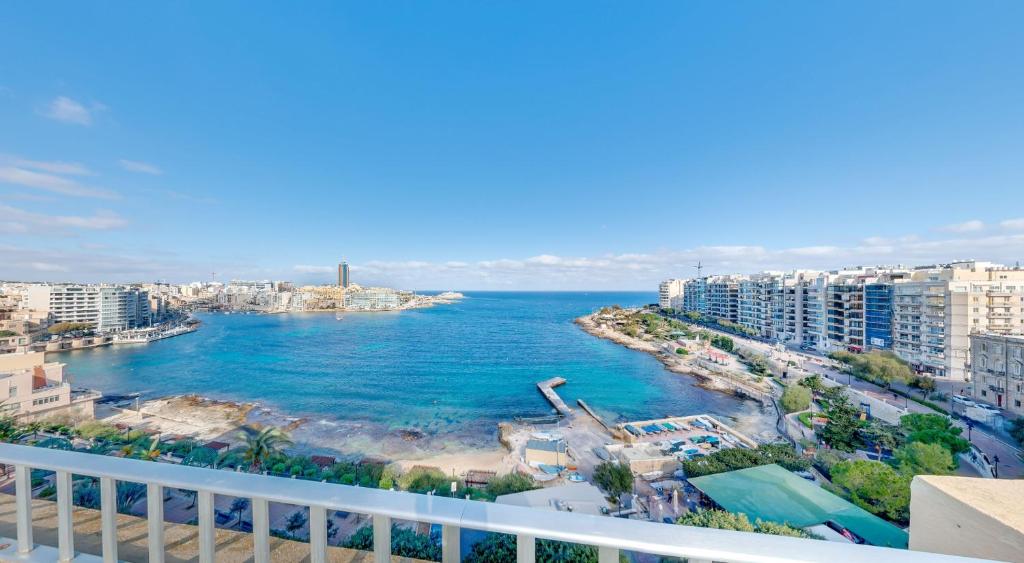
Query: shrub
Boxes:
[
  {"xmin": 485, "ymin": 472, "xmax": 537, "ymax": 497},
  {"xmin": 780, "ymin": 385, "xmax": 812, "ymax": 413},
  {"xmin": 398, "ymin": 466, "xmax": 454, "ymax": 494},
  {"xmin": 675, "ymin": 347, "xmax": 688, "ymax": 356},
  {"xmin": 682, "ymin": 443, "xmax": 809, "ymax": 478},
  {"xmin": 900, "ymin": 413, "xmax": 969, "ymax": 456},
  {"xmin": 464, "ymin": 533, "xmax": 601, "ymax": 563},
  {"xmin": 828, "ymin": 351, "xmax": 912, "ymax": 387},
  {"xmin": 75, "ymin": 421, "xmax": 122, "ymax": 441},
  {"xmin": 677, "ymin": 510, "xmax": 818, "ymax": 539}
]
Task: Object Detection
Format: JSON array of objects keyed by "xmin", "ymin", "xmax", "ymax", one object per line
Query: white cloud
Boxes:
[
  {"xmin": 0, "ymin": 155, "xmax": 93, "ymax": 176},
  {"xmin": 1000, "ymin": 218, "xmax": 1024, "ymax": 231},
  {"xmin": 118, "ymin": 159, "xmax": 163, "ymax": 175},
  {"xmin": 42, "ymin": 96, "xmax": 103, "ymax": 126},
  {"xmin": 29, "ymin": 262, "xmax": 70, "ymax": 272},
  {"xmin": 0, "ymin": 166, "xmax": 116, "ymax": 199},
  {"xmin": 939, "ymin": 220, "xmax": 985, "ymax": 233},
  {"xmin": 0, "ymin": 205, "xmax": 127, "ymax": 235}
]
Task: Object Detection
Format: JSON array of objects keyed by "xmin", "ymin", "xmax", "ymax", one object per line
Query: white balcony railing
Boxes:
[{"xmin": 0, "ymin": 443, "xmax": 995, "ymax": 563}]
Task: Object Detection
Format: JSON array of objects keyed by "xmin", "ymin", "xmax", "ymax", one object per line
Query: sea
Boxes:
[{"xmin": 61, "ymin": 292, "xmax": 775, "ymax": 458}]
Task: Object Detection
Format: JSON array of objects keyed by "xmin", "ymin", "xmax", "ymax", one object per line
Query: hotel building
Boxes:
[{"xmin": 20, "ymin": 284, "xmax": 152, "ymax": 333}]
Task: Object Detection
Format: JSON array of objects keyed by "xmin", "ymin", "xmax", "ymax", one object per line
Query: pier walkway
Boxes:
[{"xmin": 537, "ymin": 377, "xmax": 573, "ymax": 416}]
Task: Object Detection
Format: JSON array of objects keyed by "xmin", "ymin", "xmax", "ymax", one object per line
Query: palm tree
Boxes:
[
  {"xmin": 139, "ymin": 435, "xmax": 162, "ymax": 461},
  {"xmin": 229, "ymin": 497, "xmax": 250, "ymax": 529},
  {"xmin": 178, "ymin": 488, "xmax": 198, "ymax": 509},
  {"xmin": 117, "ymin": 482, "xmax": 147, "ymax": 515},
  {"xmin": 238, "ymin": 427, "xmax": 294, "ymax": 472},
  {"xmin": 285, "ymin": 509, "xmax": 308, "ymax": 538}
]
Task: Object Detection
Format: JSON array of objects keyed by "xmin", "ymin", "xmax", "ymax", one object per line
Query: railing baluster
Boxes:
[
  {"xmin": 14, "ymin": 464, "xmax": 33, "ymax": 554},
  {"xmin": 309, "ymin": 506, "xmax": 327, "ymax": 563},
  {"xmin": 252, "ymin": 497, "xmax": 270, "ymax": 563},
  {"xmin": 598, "ymin": 545, "xmax": 618, "ymax": 563},
  {"xmin": 198, "ymin": 490, "xmax": 215, "ymax": 563},
  {"xmin": 100, "ymin": 477, "xmax": 118, "ymax": 563},
  {"xmin": 147, "ymin": 483, "xmax": 165, "ymax": 563},
  {"xmin": 55, "ymin": 470, "xmax": 74, "ymax": 562},
  {"xmin": 516, "ymin": 533, "xmax": 534, "ymax": 563},
  {"xmin": 372, "ymin": 514, "xmax": 391, "ymax": 563},
  {"xmin": 442, "ymin": 524, "xmax": 460, "ymax": 563}
]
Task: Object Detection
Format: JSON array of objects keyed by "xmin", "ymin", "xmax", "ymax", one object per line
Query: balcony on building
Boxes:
[{"xmin": 0, "ymin": 445, "xmax": 1012, "ymax": 563}]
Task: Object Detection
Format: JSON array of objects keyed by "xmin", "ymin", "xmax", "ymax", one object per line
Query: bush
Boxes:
[
  {"xmin": 676, "ymin": 510, "xmax": 818, "ymax": 539},
  {"xmin": 780, "ymin": 385, "xmax": 812, "ymax": 413},
  {"xmin": 75, "ymin": 421, "xmax": 122, "ymax": 441},
  {"xmin": 592, "ymin": 461, "xmax": 633, "ymax": 498},
  {"xmin": 797, "ymin": 411, "xmax": 814, "ymax": 429},
  {"xmin": 485, "ymin": 472, "xmax": 537, "ymax": 497},
  {"xmin": 675, "ymin": 347, "xmax": 688, "ymax": 356},
  {"xmin": 398, "ymin": 466, "xmax": 455, "ymax": 494}
]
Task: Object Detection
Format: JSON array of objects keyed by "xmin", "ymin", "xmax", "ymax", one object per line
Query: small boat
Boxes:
[{"xmin": 335, "ymin": 313, "xmax": 344, "ymax": 321}]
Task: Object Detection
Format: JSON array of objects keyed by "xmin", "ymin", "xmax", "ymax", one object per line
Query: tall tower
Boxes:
[{"xmin": 338, "ymin": 261, "xmax": 350, "ymax": 288}]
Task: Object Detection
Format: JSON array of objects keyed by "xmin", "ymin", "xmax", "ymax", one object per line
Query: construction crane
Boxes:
[{"xmin": 693, "ymin": 260, "xmax": 704, "ymax": 279}]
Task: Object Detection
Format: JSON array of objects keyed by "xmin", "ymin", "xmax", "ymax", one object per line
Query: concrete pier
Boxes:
[{"xmin": 537, "ymin": 377, "xmax": 573, "ymax": 416}]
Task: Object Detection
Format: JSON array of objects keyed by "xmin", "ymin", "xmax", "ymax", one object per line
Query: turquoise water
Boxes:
[{"xmin": 61, "ymin": 292, "xmax": 768, "ymax": 456}]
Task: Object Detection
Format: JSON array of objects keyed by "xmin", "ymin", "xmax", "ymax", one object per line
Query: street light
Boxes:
[
  {"xmin": 965, "ymin": 419, "xmax": 974, "ymax": 442},
  {"xmin": 992, "ymin": 455, "xmax": 1000, "ymax": 478}
]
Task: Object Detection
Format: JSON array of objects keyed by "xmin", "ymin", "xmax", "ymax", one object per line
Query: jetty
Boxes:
[
  {"xmin": 577, "ymin": 399, "xmax": 610, "ymax": 430},
  {"xmin": 537, "ymin": 377, "xmax": 573, "ymax": 416}
]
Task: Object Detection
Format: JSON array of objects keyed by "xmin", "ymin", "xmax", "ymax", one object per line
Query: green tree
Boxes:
[
  {"xmin": 592, "ymin": 461, "xmax": 633, "ymax": 498},
  {"xmin": 780, "ymin": 385, "xmax": 812, "ymax": 413},
  {"xmin": 895, "ymin": 442, "xmax": 955, "ymax": 476},
  {"xmin": 899, "ymin": 414, "xmax": 969, "ymax": 456},
  {"xmin": 344, "ymin": 524, "xmax": 442, "ymax": 561},
  {"xmin": 378, "ymin": 466, "xmax": 397, "ymax": 489},
  {"xmin": 829, "ymin": 460, "xmax": 910, "ymax": 523},
  {"xmin": 464, "ymin": 533, "xmax": 603, "ymax": 563},
  {"xmin": 820, "ymin": 392, "xmax": 863, "ymax": 452},
  {"xmin": 238, "ymin": 427, "xmax": 294, "ymax": 472}
]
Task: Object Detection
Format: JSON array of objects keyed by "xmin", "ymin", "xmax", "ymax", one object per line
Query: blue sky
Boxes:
[{"xmin": 2, "ymin": 2, "xmax": 1023, "ymax": 289}]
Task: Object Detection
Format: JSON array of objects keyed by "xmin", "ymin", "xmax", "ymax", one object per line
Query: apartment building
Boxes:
[
  {"xmin": 738, "ymin": 273, "xmax": 781, "ymax": 339},
  {"xmin": 658, "ymin": 279, "xmax": 686, "ymax": 309},
  {"xmin": 893, "ymin": 261, "xmax": 1024, "ymax": 380},
  {"xmin": 825, "ymin": 276, "xmax": 866, "ymax": 352},
  {"xmin": 344, "ymin": 287, "xmax": 403, "ymax": 310},
  {"xmin": 865, "ymin": 282, "xmax": 895, "ymax": 349},
  {"xmin": 19, "ymin": 284, "xmax": 152, "ymax": 333},
  {"xmin": 0, "ymin": 351, "xmax": 97, "ymax": 421},
  {"xmin": 969, "ymin": 333, "xmax": 1024, "ymax": 415},
  {"xmin": 682, "ymin": 278, "xmax": 708, "ymax": 315},
  {"xmin": 706, "ymin": 275, "xmax": 742, "ymax": 323}
]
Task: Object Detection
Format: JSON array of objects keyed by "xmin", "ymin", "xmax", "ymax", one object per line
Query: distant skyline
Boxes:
[{"xmin": 2, "ymin": 2, "xmax": 1023, "ymax": 289}]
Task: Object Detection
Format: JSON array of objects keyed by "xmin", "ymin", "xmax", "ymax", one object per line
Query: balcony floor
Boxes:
[{"xmin": 0, "ymin": 494, "xmax": 419, "ymax": 563}]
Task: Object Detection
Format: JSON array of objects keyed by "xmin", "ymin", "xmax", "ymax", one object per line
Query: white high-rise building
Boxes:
[
  {"xmin": 738, "ymin": 273, "xmax": 782, "ymax": 339},
  {"xmin": 658, "ymin": 279, "xmax": 686, "ymax": 309},
  {"xmin": 893, "ymin": 261, "xmax": 1024, "ymax": 380},
  {"xmin": 20, "ymin": 284, "xmax": 151, "ymax": 333}
]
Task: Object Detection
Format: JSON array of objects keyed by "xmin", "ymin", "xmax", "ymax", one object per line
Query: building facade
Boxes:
[
  {"xmin": 864, "ymin": 282, "xmax": 895, "ymax": 350},
  {"xmin": 738, "ymin": 273, "xmax": 780, "ymax": 339},
  {"xmin": 0, "ymin": 351, "xmax": 97, "ymax": 421},
  {"xmin": 658, "ymin": 279, "xmax": 686, "ymax": 309},
  {"xmin": 893, "ymin": 262, "xmax": 1024, "ymax": 380},
  {"xmin": 706, "ymin": 275, "xmax": 742, "ymax": 323},
  {"xmin": 969, "ymin": 333, "xmax": 1024, "ymax": 415}
]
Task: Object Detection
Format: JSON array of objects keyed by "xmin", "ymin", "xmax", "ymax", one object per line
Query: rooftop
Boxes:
[{"xmin": 689, "ymin": 464, "xmax": 909, "ymax": 549}]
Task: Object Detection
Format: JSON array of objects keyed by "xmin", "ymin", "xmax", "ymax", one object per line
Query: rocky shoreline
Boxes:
[{"xmin": 574, "ymin": 312, "xmax": 773, "ymax": 402}]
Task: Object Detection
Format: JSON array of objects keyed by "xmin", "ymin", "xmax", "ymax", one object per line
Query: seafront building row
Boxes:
[{"xmin": 660, "ymin": 260, "xmax": 1024, "ymax": 412}]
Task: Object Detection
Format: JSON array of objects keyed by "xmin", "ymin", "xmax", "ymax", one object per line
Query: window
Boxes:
[
  {"xmin": 982, "ymin": 390, "xmax": 988, "ymax": 396},
  {"xmin": 8, "ymin": 386, "xmax": 16, "ymax": 398}
]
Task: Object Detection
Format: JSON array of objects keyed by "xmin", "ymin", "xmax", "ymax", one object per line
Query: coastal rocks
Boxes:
[
  {"xmin": 497, "ymin": 422, "xmax": 514, "ymax": 450},
  {"xmin": 395, "ymin": 427, "xmax": 427, "ymax": 442}
]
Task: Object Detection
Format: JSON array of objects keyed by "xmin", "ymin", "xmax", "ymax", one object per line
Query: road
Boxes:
[{"xmin": 664, "ymin": 313, "xmax": 1023, "ymax": 478}]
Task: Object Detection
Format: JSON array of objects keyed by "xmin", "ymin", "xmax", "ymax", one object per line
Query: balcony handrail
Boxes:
[{"xmin": 0, "ymin": 443, "xmax": 996, "ymax": 563}]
